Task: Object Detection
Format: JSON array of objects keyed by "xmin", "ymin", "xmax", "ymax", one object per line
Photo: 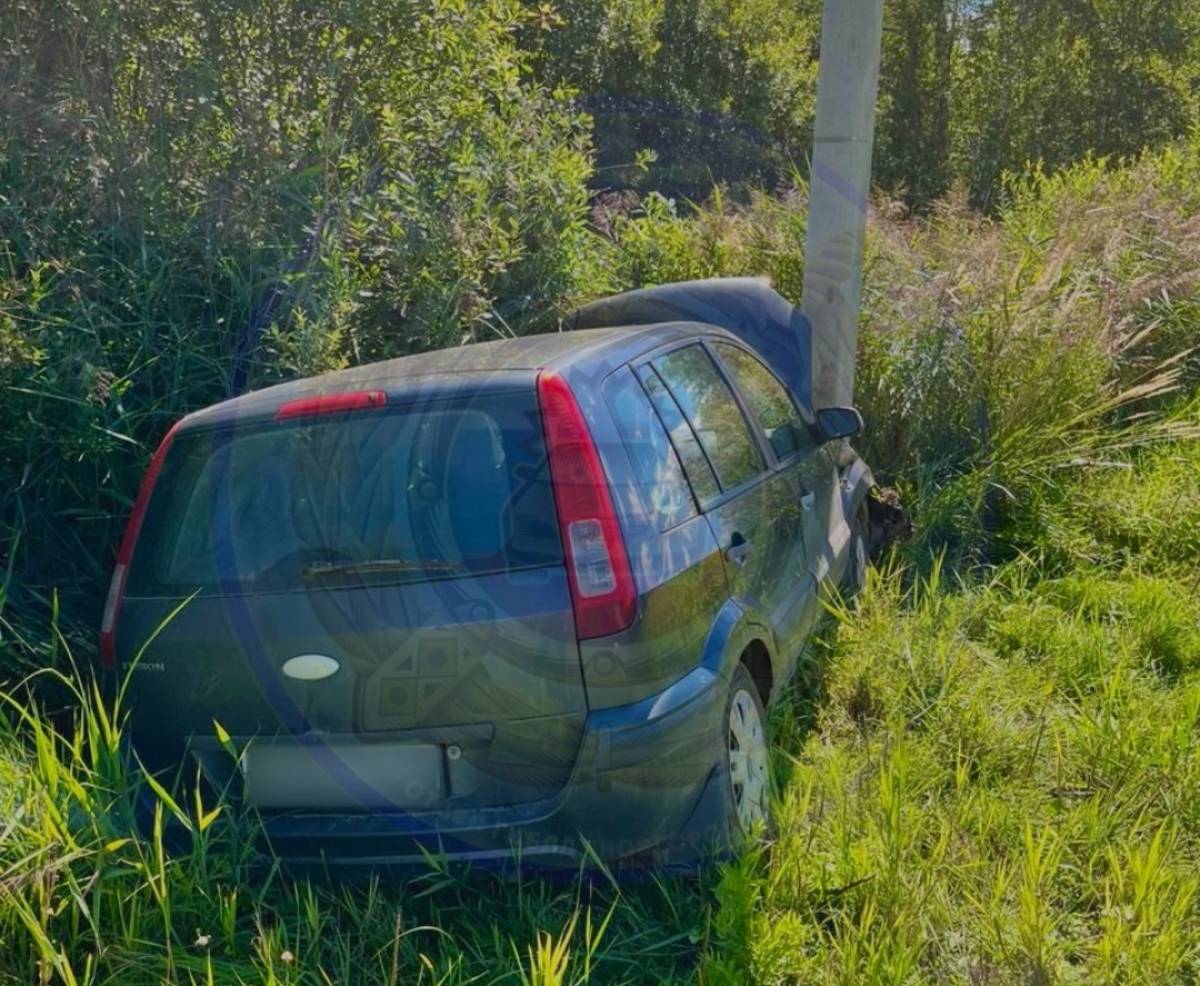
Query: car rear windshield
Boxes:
[{"xmin": 125, "ymin": 392, "xmax": 562, "ymax": 596}]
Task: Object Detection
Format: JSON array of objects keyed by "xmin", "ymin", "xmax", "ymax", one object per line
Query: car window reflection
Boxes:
[{"xmin": 653, "ymin": 345, "xmax": 764, "ymax": 491}]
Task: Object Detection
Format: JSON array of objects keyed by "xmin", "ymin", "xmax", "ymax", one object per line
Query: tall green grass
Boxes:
[
  {"xmin": 3, "ymin": 93, "xmax": 1200, "ymax": 986},
  {"xmin": 2, "ymin": 428, "xmax": 1198, "ymax": 984},
  {"xmin": 706, "ymin": 494, "xmax": 1200, "ymax": 982},
  {"xmin": 0, "ymin": 655, "xmax": 708, "ymax": 984}
]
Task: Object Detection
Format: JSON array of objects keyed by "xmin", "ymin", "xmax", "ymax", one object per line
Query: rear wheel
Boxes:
[{"xmin": 723, "ymin": 665, "xmax": 771, "ymax": 841}]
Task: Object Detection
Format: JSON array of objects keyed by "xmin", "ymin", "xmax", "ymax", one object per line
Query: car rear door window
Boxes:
[
  {"xmin": 652, "ymin": 344, "xmax": 765, "ymax": 491},
  {"xmin": 638, "ymin": 366, "xmax": 722, "ymax": 504},
  {"xmin": 605, "ymin": 368, "xmax": 697, "ymax": 531},
  {"xmin": 713, "ymin": 342, "xmax": 811, "ymax": 461}
]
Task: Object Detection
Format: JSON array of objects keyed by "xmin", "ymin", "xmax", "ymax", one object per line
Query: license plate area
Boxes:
[{"xmin": 242, "ymin": 738, "xmax": 444, "ymax": 811}]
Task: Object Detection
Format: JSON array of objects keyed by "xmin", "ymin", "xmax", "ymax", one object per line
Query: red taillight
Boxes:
[
  {"xmin": 275, "ymin": 390, "xmax": 387, "ymax": 422},
  {"xmin": 538, "ymin": 371, "xmax": 636, "ymax": 640},
  {"xmin": 99, "ymin": 420, "xmax": 181, "ymax": 669}
]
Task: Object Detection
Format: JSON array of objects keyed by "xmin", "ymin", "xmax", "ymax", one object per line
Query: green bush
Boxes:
[
  {"xmin": 0, "ymin": 0, "xmax": 598, "ymax": 675},
  {"xmin": 529, "ymin": 0, "xmax": 1200, "ymax": 207}
]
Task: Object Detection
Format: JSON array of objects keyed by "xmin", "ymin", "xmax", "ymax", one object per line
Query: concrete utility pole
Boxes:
[{"xmin": 802, "ymin": 0, "xmax": 885, "ymax": 410}]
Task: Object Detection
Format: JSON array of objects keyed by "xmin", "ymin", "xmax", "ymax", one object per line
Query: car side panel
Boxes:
[
  {"xmin": 702, "ymin": 471, "xmax": 813, "ymax": 684},
  {"xmin": 571, "ymin": 362, "xmax": 732, "ymax": 710},
  {"xmin": 792, "ymin": 446, "xmax": 848, "ymax": 587},
  {"xmin": 577, "ymin": 516, "xmax": 729, "ymax": 709}
]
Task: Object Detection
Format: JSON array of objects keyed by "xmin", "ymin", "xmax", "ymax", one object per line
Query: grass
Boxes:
[
  {"xmin": 2, "ymin": 434, "xmax": 1199, "ymax": 984},
  {"xmin": 728, "ymin": 559, "xmax": 1200, "ymax": 982},
  {"xmin": 3, "ymin": 129, "xmax": 1200, "ymax": 985},
  {"xmin": 0, "ymin": 665, "xmax": 706, "ymax": 985}
]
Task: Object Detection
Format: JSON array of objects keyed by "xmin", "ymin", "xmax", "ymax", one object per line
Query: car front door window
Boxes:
[{"xmin": 713, "ymin": 342, "xmax": 810, "ymax": 461}]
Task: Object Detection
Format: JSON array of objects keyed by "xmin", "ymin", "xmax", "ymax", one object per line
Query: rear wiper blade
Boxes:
[{"xmin": 302, "ymin": 559, "xmax": 461, "ymax": 580}]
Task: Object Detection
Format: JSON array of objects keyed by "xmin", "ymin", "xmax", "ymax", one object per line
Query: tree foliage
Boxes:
[
  {"xmin": 954, "ymin": 0, "xmax": 1200, "ymax": 207},
  {"xmin": 1, "ymin": 0, "xmax": 1198, "ymax": 670},
  {"xmin": 527, "ymin": 0, "xmax": 823, "ymax": 192},
  {"xmin": 0, "ymin": 0, "xmax": 596, "ymax": 640},
  {"xmin": 531, "ymin": 0, "xmax": 1200, "ymax": 206}
]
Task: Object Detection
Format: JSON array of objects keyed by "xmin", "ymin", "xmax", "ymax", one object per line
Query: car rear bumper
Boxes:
[{"xmin": 253, "ymin": 665, "xmax": 730, "ymax": 869}]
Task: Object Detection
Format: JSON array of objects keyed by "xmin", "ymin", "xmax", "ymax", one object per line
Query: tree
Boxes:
[
  {"xmin": 955, "ymin": 0, "xmax": 1200, "ymax": 206},
  {"xmin": 874, "ymin": 0, "xmax": 962, "ymax": 204}
]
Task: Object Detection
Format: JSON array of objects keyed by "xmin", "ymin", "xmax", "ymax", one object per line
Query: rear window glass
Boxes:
[
  {"xmin": 605, "ymin": 368, "xmax": 696, "ymax": 532},
  {"xmin": 125, "ymin": 393, "xmax": 561, "ymax": 596},
  {"xmin": 652, "ymin": 345, "xmax": 764, "ymax": 491}
]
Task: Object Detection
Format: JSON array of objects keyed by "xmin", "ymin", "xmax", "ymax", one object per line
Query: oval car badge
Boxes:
[{"xmin": 281, "ymin": 654, "xmax": 341, "ymax": 681}]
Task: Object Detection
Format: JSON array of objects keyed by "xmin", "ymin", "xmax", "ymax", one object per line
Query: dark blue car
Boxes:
[{"xmin": 102, "ymin": 279, "xmax": 875, "ymax": 868}]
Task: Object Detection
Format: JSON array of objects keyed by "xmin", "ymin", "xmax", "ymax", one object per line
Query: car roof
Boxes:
[
  {"xmin": 566, "ymin": 278, "xmax": 814, "ymax": 410},
  {"xmin": 177, "ymin": 322, "xmax": 729, "ymax": 431}
]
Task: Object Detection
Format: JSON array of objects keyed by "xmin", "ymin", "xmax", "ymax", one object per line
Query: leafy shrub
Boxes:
[
  {"xmin": 602, "ymin": 140, "xmax": 1200, "ymax": 571},
  {"xmin": 531, "ymin": 0, "xmax": 1200, "ymax": 207},
  {"xmin": 0, "ymin": 0, "xmax": 597, "ymax": 674}
]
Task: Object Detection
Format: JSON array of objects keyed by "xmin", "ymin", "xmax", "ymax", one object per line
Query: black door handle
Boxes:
[{"xmin": 726, "ymin": 532, "xmax": 751, "ymax": 567}]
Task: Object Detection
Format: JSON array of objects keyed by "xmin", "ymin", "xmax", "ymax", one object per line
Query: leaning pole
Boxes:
[{"xmin": 802, "ymin": 0, "xmax": 886, "ymax": 410}]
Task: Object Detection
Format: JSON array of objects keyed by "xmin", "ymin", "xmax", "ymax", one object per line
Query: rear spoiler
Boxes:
[{"xmin": 564, "ymin": 278, "xmax": 814, "ymax": 411}]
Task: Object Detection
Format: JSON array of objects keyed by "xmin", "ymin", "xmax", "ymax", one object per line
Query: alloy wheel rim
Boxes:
[{"xmin": 728, "ymin": 689, "xmax": 769, "ymax": 834}]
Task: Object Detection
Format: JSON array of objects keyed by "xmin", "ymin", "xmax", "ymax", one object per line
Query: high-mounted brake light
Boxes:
[
  {"xmin": 275, "ymin": 390, "xmax": 387, "ymax": 422},
  {"xmin": 538, "ymin": 371, "xmax": 636, "ymax": 639},
  {"xmin": 99, "ymin": 420, "xmax": 182, "ymax": 669}
]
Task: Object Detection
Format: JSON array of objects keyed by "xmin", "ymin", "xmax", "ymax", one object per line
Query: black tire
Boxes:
[{"xmin": 721, "ymin": 664, "xmax": 771, "ymax": 846}]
